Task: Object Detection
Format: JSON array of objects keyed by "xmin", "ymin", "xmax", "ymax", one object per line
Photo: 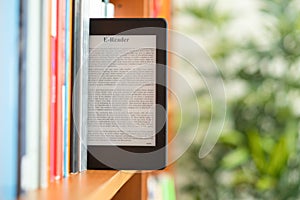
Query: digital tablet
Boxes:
[{"xmin": 87, "ymin": 18, "xmax": 167, "ymax": 170}]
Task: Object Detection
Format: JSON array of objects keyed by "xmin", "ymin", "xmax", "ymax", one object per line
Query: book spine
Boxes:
[
  {"xmin": 39, "ymin": 0, "xmax": 51, "ymax": 188},
  {"xmin": 55, "ymin": 0, "xmax": 66, "ymax": 180},
  {"xmin": 49, "ymin": 0, "xmax": 57, "ymax": 182},
  {"xmin": 63, "ymin": 0, "xmax": 68, "ymax": 177},
  {"xmin": 71, "ymin": 0, "xmax": 89, "ymax": 173},
  {"xmin": 80, "ymin": 0, "xmax": 90, "ymax": 172},
  {"xmin": 68, "ymin": 0, "xmax": 74, "ymax": 175},
  {"xmin": 47, "ymin": 1, "xmax": 52, "ymax": 182},
  {"xmin": 21, "ymin": 0, "xmax": 41, "ymax": 191},
  {"xmin": 17, "ymin": 0, "xmax": 27, "ymax": 195},
  {"xmin": 63, "ymin": 0, "xmax": 73, "ymax": 177},
  {"xmin": 0, "ymin": 0, "xmax": 20, "ymax": 198},
  {"xmin": 70, "ymin": 0, "xmax": 81, "ymax": 174}
]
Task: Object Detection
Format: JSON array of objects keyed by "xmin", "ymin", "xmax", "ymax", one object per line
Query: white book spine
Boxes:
[
  {"xmin": 39, "ymin": 0, "xmax": 51, "ymax": 188},
  {"xmin": 79, "ymin": 0, "xmax": 90, "ymax": 172},
  {"xmin": 22, "ymin": 0, "xmax": 41, "ymax": 191}
]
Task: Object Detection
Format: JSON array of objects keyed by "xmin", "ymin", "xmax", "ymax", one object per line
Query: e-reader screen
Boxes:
[
  {"xmin": 88, "ymin": 35, "xmax": 156, "ymax": 146},
  {"xmin": 87, "ymin": 18, "xmax": 167, "ymax": 170}
]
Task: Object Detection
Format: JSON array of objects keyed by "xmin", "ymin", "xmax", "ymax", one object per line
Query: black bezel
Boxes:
[{"xmin": 87, "ymin": 18, "xmax": 167, "ymax": 170}]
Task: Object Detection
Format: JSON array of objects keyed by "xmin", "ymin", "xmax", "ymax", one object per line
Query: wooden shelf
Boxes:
[{"xmin": 19, "ymin": 170, "xmax": 136, "ymax": 200}]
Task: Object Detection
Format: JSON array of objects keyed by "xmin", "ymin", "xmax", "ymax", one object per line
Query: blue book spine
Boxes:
[
  {"xmin": 0, "ymin": 0, "xmax": 20, "ymax": 199},
  {"xmin": 64, "ymin": 0, "xmax": 71, "ymax": 177}
]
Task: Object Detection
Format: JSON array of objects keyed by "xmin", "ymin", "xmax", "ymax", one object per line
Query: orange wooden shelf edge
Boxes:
[{"xmin": 19, "ymin": 170, "xmax": 136, "ymax": 200}]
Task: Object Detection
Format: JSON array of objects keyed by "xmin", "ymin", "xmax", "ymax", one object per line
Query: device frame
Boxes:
[{"xmin": 87, "ymin": 18, "xmax": 167, "ymax": 170}]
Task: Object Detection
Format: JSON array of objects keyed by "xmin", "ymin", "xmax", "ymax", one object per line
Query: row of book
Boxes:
[
  {"xmin": 0, "ymin": 0, "xmax": 170, "ymax": 199},
  {"xmin": 0, "ymin": 0, "xmax": 114, "ymax": 199}
]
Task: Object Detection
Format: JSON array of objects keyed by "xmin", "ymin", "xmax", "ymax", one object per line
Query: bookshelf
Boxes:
[
  {"xmin": 112, "ymin": 0, "xmax": 150, "ymax": 17},
  {"xmin": 7, "ymin": 0, "xmax": 174, "ymax": 199},
  {"xmin": 19, "ymin": 171, "xmax": 137, "ymax": 200}
]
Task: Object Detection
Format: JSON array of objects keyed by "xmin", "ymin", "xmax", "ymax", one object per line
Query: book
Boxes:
[
  {"xmin": 49, "ymin": 0, "xmax": 57, "ymax": 182},
  {"xmin": 39, "ymin": 0, "xmax": 51, "ymax": 188},
  {"xmin": 71, "ymin": 0, "xmax": 89, "ymax": 173},
  {"xmin": 67, "ymin": 0, "xmax": 73, "ymax": 176},
  {"xmin": 21, "ymin": 0, "xmax": 42, "ymax": 191},
  {"xmin": 70, "ymin": 0, "xmax": 80, "ymax": 174},
  {"xmin": 55, "ymin": 0, "xmax": 66, "ymax": 180},
  {"xmin": 0, "ymin": 0, "xmax": 20, "ymax": 199},
  {"xmin": 80, "ymin": 0, "xmax": 90, "ymax": 172},
  {"xmin": 17, "ymin": 0, "xmax": 27, "ymax": 195},
  {"xmin": 63, "ymin": 0, "xmax": 73, "ymax": 177}
]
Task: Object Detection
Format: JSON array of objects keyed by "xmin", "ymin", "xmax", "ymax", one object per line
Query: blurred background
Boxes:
[{"xmin": 171, "ymin": 0, "xmax": 300, "ymax": 199}]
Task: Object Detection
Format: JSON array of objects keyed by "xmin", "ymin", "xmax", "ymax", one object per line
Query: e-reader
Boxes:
[{"xmin": 87, "ymin": 18, "xmax": 167, "ymax": 170}]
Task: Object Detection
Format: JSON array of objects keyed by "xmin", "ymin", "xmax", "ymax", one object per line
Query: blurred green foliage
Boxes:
[{"xmin": 177, "ymin": 0, "xmax": 300, "ymax": 199}]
